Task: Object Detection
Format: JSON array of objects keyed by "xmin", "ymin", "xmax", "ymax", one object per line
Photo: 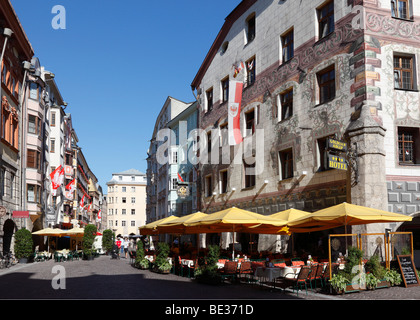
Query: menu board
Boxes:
[{"xmin": 397, "ymin": 255, "xmax": 419, "ymax": 288}]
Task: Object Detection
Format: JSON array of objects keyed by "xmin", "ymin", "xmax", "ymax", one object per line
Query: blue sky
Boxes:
[{"xmin": 11, "ymin": 0, "xmax": 239, "ymax": 190}]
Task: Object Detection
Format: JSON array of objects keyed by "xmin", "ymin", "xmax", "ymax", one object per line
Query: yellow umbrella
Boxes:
[
  {"xmin": 64, "ymin": 227, "xmax": 85, "ymax": 236},
  {"xmin": 32, "ymin": 228, "xmax": 67, "ymax": 237},
  {"xmin": 184, "ymin": 207, "xmax": 285, "ymax": 259},
  {"xmin": 248, "ymin": 208, "xmax": 308, "ymax": 234},
  {"xmin": 139, "ymin": 216, "xmax": 179, "ymax": 235},
  {"xmin": 287, "ymin": 202, "xmax": 412, "ymax": 232},
  {"xmin": 157, "ymin": 212, "xmax": 208, "ymax": 234}
]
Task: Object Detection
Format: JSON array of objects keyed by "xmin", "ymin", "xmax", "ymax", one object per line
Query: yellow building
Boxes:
[{"xmin": 106, "ymin": 169, "xmax": 146, "ymax": 236}]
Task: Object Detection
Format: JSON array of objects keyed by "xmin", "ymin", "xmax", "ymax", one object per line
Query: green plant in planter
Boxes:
[
  {"xmin": 83, "ymin": 224, "xmax": 97, "ymax": 258},
  {"xmin": 365, "ymin": 273, "xmax": 380, "ymax": 290},
  {"xmin": 158, "ymin": 260, "xmax": 172, "ymax": 273},
  {"xmin": 135, "ymin": 240, "xmax": 149, "ymax": 269},
  {"xmin": 384, "ymin": 269, "xmax": 402, "ymax": 286},
  {"xmin": 365, "ymin": 254, "xmax": 386, "ymax": 279},
  {"xmin": 194, "ymin": 245, "xmax": 222, "ymax": 285},
  {"xmin": 102, "ymin": 229, "xmax": 114, "ymax": 254},
  {"xmin": 155, "ymin": 242, "xmax": 171, "ymax": 273},
  {"xmin": 14, "ymin": 228, "xmax": 33, "ymax": 261},
  {"xmin": 329, "ymin": 274, "xmax": 348, "ymax": 294}
]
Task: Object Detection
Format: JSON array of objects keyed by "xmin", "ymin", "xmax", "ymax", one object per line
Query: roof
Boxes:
[{"xmin": 113, "ymin": 169, "xmax": 145, "ymax": 176}]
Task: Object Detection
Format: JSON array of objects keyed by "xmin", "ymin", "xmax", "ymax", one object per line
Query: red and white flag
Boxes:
[
  {"xmin": 97, "ymin": 209, "xmax": 102, "ymax": 222},
  {"xmin": 50, "ymin": 165, "xmax": 64, "ymax": 195},
  {"xmin": 66, "ymin": 178, "xmax": 76, "ymax": 193},
  {"xmin": 87, "ymin": 202, "xmax": 91, "ymax": 212},
  {"xmin": 228, "ymin": 81, "xmax": 244, "ymax": 145},
  {"xmin": 79, "ymin": 194, "xmax": 85, "ymax": 209},
  {"xmin": 233, "ymin": 61, "xmax": 245, "ymax": 78}
]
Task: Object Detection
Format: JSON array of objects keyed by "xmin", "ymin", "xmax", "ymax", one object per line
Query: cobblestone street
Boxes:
[{"xmin": 0, "ymin": 255, "xmax": 419, "ymax": 301}]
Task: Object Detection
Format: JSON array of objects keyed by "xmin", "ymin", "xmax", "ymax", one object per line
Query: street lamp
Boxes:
[{"xmin": 0, "ymin": 28, "xmax": 13, "ymax": 69}]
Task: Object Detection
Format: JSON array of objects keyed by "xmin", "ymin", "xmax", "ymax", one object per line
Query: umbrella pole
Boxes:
[{"xmin": 232, "ymin": 226, "xmax": 235, "ymax": 261}]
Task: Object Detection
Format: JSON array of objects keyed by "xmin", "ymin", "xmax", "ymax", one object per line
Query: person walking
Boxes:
[
  {"xmin": 124, "ymin": 237, "xmax": 129, "ymax": 259},
  {"xmin": 116, "ymin": 238, "xmax": 122, "ymax": 259}
]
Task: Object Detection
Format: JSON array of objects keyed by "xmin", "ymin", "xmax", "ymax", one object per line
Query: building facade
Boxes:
[
  {"xmin": 146, "ymin": 97, "xmax": 196, "ymax": 224},
  {"xmin": 107, "ymin": 169, "xmax": 147, "ymax": 236},
  {"xmin": 190, "ymin": 0, "xmax": 420, "ymax": 252},
  {"xmin": 0, "ymin": 0, "xmax": 34, "ymax": 254}
]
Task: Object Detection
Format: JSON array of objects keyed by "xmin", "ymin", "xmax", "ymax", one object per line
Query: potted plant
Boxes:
[
  {"xmin": 365, "ymin": 254, "xmax": 388, "ymax": 288},
  {"xmin": 364, "ymin": 273, "xmax": 380, "ymax": 290},
  {"xmin": 154, "ymin": 242, "xmax": 171, "ymax": 273},
  {"xmin": 102, "ymin": 229, "xmax": 114, "ymax": 255},
  {"xmin": 329, "ymin": 274, "xmax": 347, "ymax": 294},
  {"xmin": 194, "ymin": 245, "xmax": 222, "ymax": 285},
  {"xmin": 14, "ymin": 228, "xmax": 33, "ymax": 264},
  {"xmin": 384, "ymin": 268, "xmax": 402, "ymax": 287},
  {"xmin": 83, "ymin": 224, "xmax": 97, "ymax": 260},
  {"xmin": 134, "ymin": 240, "xmax": 149, "ymax": 270},
  {"xmin": 340, "ymin": 246, "xmax": 363, "ymax": 293}
]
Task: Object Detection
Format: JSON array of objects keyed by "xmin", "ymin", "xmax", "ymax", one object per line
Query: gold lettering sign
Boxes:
[
  {"xmin": 328, "ymin": 139, "xmax": 347, "ymax": 152},
  {"xmin": 328, "ymin": 154, "xmax": 348, "ymax": 171}
]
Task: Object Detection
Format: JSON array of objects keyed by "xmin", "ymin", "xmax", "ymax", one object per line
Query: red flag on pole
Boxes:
[
  {"xmin": 97, "ymin": 209, "xmax": 102, "ymax": 222},
  {"xmin": 228, "ymin": 81, "xmax": 244, "ymax": 145},
  {"xmin": 177, "ymin": 173, "xmax": 184, "ymax": 182}
]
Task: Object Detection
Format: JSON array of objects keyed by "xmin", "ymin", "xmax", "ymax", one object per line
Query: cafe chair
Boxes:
[
  {"xmin": 238, "ymin": 261, "xmax": 253, "ymax": 283},
  {"xmin": 219, "ymin": 261, "xmax": 238, "ymax": 283},
  {"xmin": 321, "ymin": 262, "xmax": 339, "ymax": 287},
  {"xmin": 277, "ymin": 265, "xmax": 312, "ymax": 296},
  {"xmin": 187, "ymin": 258, "xmax": 199, "ymax": 278}
]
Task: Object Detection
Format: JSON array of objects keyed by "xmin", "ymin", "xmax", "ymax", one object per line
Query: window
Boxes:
[
  {"xmin": 394, "ymin": 55, "xmax": 415, "ymax": 90},
  {"xmin": 131, "ymin": 209, "xmax": 135, "ymax": 215},
  {"xmin": 122, "ymin": 209, "xmax": 126, "ymax": 215},
  {"xmin": 50, "ymin": 139, "xmax": 55, "ymax": 153},
  {"xmin": 131, "ymin": 221, "xmax": 136, "ymax": 227},
  {"xmin": 119, "ymin": 176, "xmax": 122, "ymax": 181},
  {"xmin": 317, "ymin": 66, "xmax": 336, "ymax": 104},
  {"xmin": 244, "ymin": 159, "xmax": 256, "ymax": 188},
  {"xmin": 131, "ymin": 187, "xmax": 136, "ymax": 192},
  {"xmin": 131, "ymin": 197, "xmax": 135, "ymax": 203},
  {"xmin": 122, "ymin": 187, "xmax": 126, "ymax": 192},
  {"xmin": 279, "ymin": 88, "xmax": 293, "ymax": 121},
  {"xmin": 220, "ymin": 123, "xmax": 228, "ymax": 146},
  {"xmin": 28, "ymin": 115, "xmax": 40, "ymax": 134},
  {"xmin": 245, "ymin": 109, "xmax": 255, "ymax": 136},
  {"xmin": 391, "ymin": 0, "xmax": 412, "ymax": 20},
  {"xmin": 221, "ymin": 77, "xmax": 229, "ymax": 103},
  {"xmin": 207, "ymin": 131, "xmax": 212, "ymax": 154},
  {"xmin": 281, "ymin": 29, "xmax": 294, "ymax": 63},
  {"xmin": 171, "ymin": 178, "xmax": 177, "ymax": 190},
  {"xmin": 27, "ymin": 149, "xmax": 40, "ymax": 170},
  {"xmin": 205, "ymin": 175, "xmax": 213, "ymax": 197},
  {"xmin": 122, "ymin": 221, "xmax": 126, "ymax": 227},
  {"xmin": 279, "ymin": 149, "xmax": 294, "ymax": 180},
  {"xmin": 29, "ymin": 82, "xmax": 39, "ymax": 100},
  {"xmin": 220, "ymin": 170, "xmax": 228, "ymax": 194},
  {"xmin": 27, "ymin": 184, "xmax": 41, "ymax": 203},
  {"xmin": 206, "ymin": 88, "xmax": 213, "ymax": 111},
  {"xmin": 398, "ymin": 127, "xmax": 419, "ymax": 164},
  {"xmin": 122, "ymin": 197, "xmax": 126, "ymax": 203},
  {"xmin": 318, "ymin": 1, "xmax": 335, "ymax": 39},
  {"xmin": 170, "ymin": 149, "xmax": 178, "ymax": 164},
  {"xmin": 10, "ymin": 173, "xmax": 14, "ymax": 199},
  {"xmin": 246, "ymin": 57, "xmax": 256, "ymax": 86},
  {"xmin": 246, "ymin": 13, "xmax": 256, "ymax": 43},
  {"xmin": 51, "ymin": 112, "xmax": 56, "ymax": 126}
]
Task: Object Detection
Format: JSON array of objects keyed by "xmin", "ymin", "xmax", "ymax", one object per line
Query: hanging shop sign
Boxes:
[
  {"xmin": 327, "ymin": 154, "xmax": 348, "ymax": 171},
  {"xmin": 328, "ymin": 138, "xmax": 347, "ymax": 153},
  {"xmin": 12, "ymin": 211, "xmax": 29, "ymax": 218},
  {"xmin": 177, "ymin": 183, "xmax": 190, "ymax": 199}
]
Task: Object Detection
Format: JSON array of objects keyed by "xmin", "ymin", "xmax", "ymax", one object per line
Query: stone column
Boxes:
[{"xmin": 345, "ymin": 105, "xmax": 388, "ymax": 235}]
